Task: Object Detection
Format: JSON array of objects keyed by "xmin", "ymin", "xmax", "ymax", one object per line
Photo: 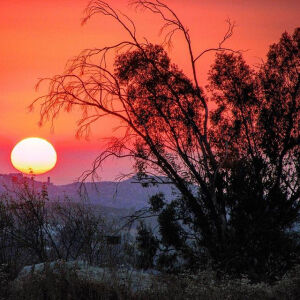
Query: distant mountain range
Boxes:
[
  {"xmin": 0, "ymin": 173, "xmax": 178, "ymax": 210},
  {"xmin": 48, "ymin": 177, "xmax": 178, "ymax": 209}
]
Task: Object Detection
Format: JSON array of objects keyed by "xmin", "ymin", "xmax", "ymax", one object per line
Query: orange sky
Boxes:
[{"xmin": 0, "ymin": 0, "xmax": 299, "ymax": 184}]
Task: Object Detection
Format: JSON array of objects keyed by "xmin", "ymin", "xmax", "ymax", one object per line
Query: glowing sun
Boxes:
[{"xmin": 11, "ymin": 137, "xmax": 57, "ymax": 175}]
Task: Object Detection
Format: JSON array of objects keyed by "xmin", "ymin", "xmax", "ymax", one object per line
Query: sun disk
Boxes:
[{"xmin": 11, "ymin": 137, "xmax": 57, "ymax": 175}]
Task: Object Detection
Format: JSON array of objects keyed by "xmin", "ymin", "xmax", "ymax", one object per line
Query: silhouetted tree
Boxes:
[
  {"xmin": 32, "ymin": 0, "xmax": 300, "ymax": 281},
  {"xmin": 136, "ymin": 222, "xmax": 158, "ymax": 269},
  {"xmin": 0, "ymin": 184, "xmax": 107, "ymax": 268}
]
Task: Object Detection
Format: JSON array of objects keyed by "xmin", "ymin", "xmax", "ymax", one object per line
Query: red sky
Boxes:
[{"xmin": 0, "ymin": 0, "xmax": 299, "ymax": 184}]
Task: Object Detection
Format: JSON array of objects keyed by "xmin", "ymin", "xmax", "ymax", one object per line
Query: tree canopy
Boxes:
[{"xmin": 32, "ymin": 0, "xmax": 300, "ymax": 281}]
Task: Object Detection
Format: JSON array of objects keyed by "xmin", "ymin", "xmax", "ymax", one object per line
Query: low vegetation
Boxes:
[
  {"xmin": 0, "ymin": 184, "xmax": 299, "ymax": 299},
  {"xmin": 0, "ymin": 260, "xmax": 300, "ymax": 299}
]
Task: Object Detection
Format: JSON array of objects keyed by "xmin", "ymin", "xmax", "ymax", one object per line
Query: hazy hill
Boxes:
[
  {"xmin": 47, "ymin": 177, "xmax": 177, "ymax": 209},
  {"xmin": 0, "ymin": 174, "xmax": 178, "ymax": 210}
]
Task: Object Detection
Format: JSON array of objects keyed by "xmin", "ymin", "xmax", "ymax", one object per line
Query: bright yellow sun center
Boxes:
[{"xmin": 11, "ymin": 137, "xmax": 57, "ymax": 175}]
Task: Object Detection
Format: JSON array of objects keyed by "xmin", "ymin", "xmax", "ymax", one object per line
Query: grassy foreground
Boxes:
[{"xmin": 1, "ymin": 261, "xmax": 300, "ymax": 300}]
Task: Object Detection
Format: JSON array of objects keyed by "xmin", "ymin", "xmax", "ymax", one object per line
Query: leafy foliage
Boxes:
[
  {"xmin": 136, "ymin": 222, "xmax": 158, "ymax": 269},
  {"xmin": 32, "ymin": 0, "xmax": 300, "ymax": 281}
]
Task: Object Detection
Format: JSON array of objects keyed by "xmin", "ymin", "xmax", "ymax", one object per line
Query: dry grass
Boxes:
[{"xmin": 1, "ymin": 261, "xmax": 299, "ymax": 300}]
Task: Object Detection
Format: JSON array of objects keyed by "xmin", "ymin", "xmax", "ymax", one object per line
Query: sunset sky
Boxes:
[{"xmin": 1, "ymin": 0, "xmax": 299, "ymax": 184}]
